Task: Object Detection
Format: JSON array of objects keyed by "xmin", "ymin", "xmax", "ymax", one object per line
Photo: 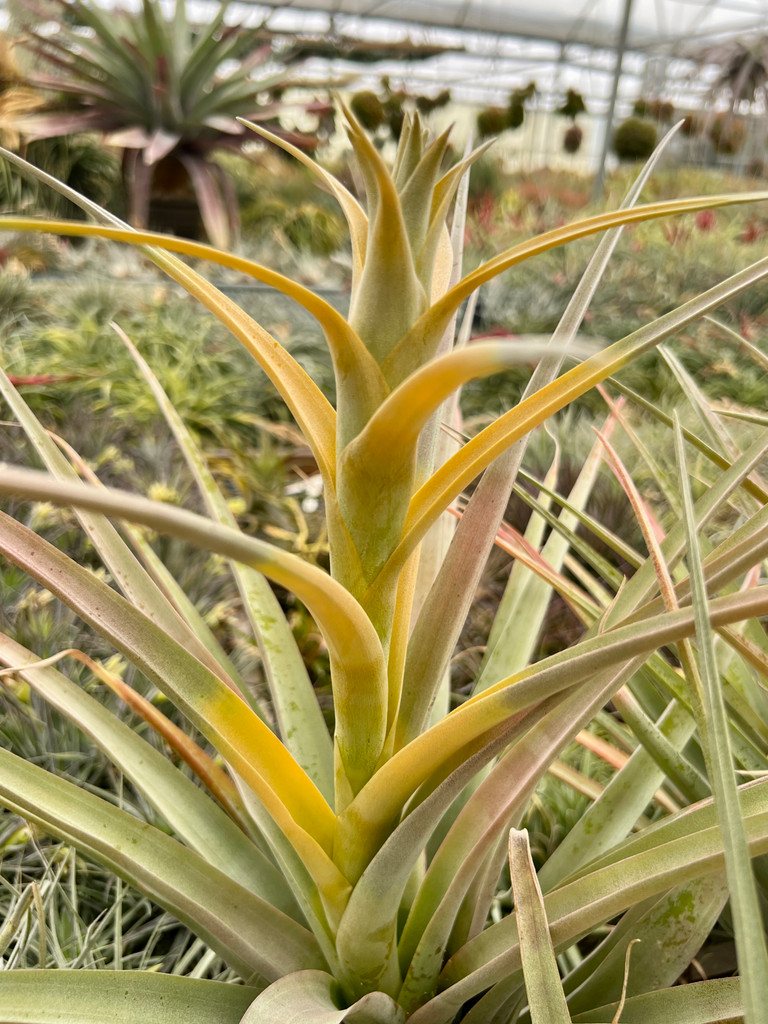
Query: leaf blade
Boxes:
[
  {"xmin": 508, "ymin": 828, "xmax": 572, "ymax": 1024},
  {"xmin": 0, "ymin": 971, "xmax": 260, "ymax": 1024},
  {"xmin": 0, "ymin": 747, "xmax": 326, "ymax": 984}
]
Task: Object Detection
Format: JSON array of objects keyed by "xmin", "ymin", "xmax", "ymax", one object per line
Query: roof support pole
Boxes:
[{"xmin": 591, "ymin": 0, "xmax": 636, "ymax": 201}]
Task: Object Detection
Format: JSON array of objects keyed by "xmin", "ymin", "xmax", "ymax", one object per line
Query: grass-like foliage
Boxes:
[{"xmin": 1, "ymin": 109, "xmax": 768, "ymax": 1022}]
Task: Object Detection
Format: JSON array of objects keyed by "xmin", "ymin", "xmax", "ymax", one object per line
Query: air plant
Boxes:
[
  {"xmin": 1, "ymin": 106, "xmax": 768, "ymax": 1024},
  {"xmin": 13, "ymin": 0, "xmax": 320, "ymax": 247}
]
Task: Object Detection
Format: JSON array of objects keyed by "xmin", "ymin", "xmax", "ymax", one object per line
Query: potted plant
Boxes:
[{"xmin": 13, "ymin": 0, "xmax": 321, "ymax": 247}]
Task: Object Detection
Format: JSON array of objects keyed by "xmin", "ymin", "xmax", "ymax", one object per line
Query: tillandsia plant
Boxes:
[
  {"xmin": 13, "ymin": 0, "xmax": 323, "ymax": 246},
  {"xmin": 3, "ymin": 107, "xmax": 768, "ymax": 1023}
]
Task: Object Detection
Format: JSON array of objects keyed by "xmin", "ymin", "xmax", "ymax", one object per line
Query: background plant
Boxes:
[
  {"xmin": 12, "ymin": 0, "xmax": 325, "ymax": 246},
  {"xmin": 1, "ymin": 109, "xmax": 768, "ymax": 1024}
]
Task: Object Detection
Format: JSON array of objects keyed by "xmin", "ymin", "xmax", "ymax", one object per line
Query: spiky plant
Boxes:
[
  {"xmin": 1, "ymin": 108, "xmax": 768, "ymax": 1024},
  {"xmin": 13, "ymin": 0, "xmax": 318, "ymax": 246}
]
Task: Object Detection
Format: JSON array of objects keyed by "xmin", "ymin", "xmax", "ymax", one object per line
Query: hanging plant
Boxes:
[
  {"xmin": 349, "ymin": 90, "xmax": 386, "ymax": 132},
  {"xmin": 710, "ymin": 114, "xmax": 747, "ymax": 154},
  {"xmin": 509, "ymin": 81, "xmax": 535, "ymax": 129},
  {"xmin": 558, "ymin": 88, "xmax": 587, "ymax": 121},
  {"xmin": 681, "ymin": 113, "xmax": 699, "ymax": 136},
  {"xmin": 415, "ymin": 89, "xmax": 451, "ymax": 115},
  {"xmin": 633, "ymin": 98, "xmax": 675, "ymax": 123},
  {"xmin": 563, "ymin": 124, "xmax": 583, "ymax": 154},
  {"xmin": 613, "ymin": 117, "xmax": 658, "ymax": 161},
  {"xmin": 476, "ymin": 106, "xmax": 511, "ymax": 139},
  {"xmin": 383, "ymin": 89, "xmax": 407, "ymax": 138},
  {"xmin": 477, "ymin": 82, "xmax": 535, "ymax": 139}
]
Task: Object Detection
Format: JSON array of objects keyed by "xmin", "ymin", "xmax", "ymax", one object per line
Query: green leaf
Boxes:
[
  {"xmin": 0, "ymin": 197, "xmax": 338, "ymax": 489},
  {"xmin": 561, "ymin": 875, "xmax": 729, "ymax": 1017},
  {"xmin": 507, "ymin": 828, "xmax": 572, "ymax": 1024},
  {"xmin": 114, "ymin": 324, "xmax": 334, "ymax": 802},
  {"xmin": 571, "ymin": 977, "xmax": 742, "ymax": 1024},
  {"xmin": 607, "ymin": 378, "xmax": 768, "ymax": 506},
  {"xmin": 476, "ymin": 423, "xmax": 606, "ymax": 691},
  {"xmin": 384, "ymin": 190, "xmax": 768, "ymax": 383},
  {"xmin": 537, "ymin": 698, "xmax": 698, "ymax": 892},
  {"xmin": 347, "ymin": 585, "xmax": 768, "ymax": 845},
  {"xmin": 342, "ymin": 104, "xmax": 428, "ymax": 368},
  {"xmin": 0, "ymin": 632, "xmax": 300, "ymax": 918},
  {"xmin": 0, "ymin": 360, "xmax": 245, "ymax": 700},
  {"xmin": 675, "ymin": 418, "xmax": 768, "ymax": 1023},
  {"xmin": 240, "ymin": 971, "xmax": 406, "ymax": 1024},
  {"xmin": 335, "ymin": 721, "xmax": 521, "ymax": 1000},
  {"xmin": 397, "ymin": 666, "xmax": 636, "ymax": 1013},
  {"xmin": 0, "ymin": 970, "xmax": 260, "ymax": 1024},
  {"xmin": 0, "ymin": 469, "xmax": 389, "ymax": 803},
  {"xmin": 0, "ymin": 748, "xmax": 325, "ymax": 985},
  {"xmin": 444, "ymin": 781, "xmax": 768, "ymax": 999},
  {"xmin": 238, "ymin": 118, "xmax": 369, "ymax": 290},
  {"xmin": 385, "ymin": 252, "xmax": 768, "ymax": 578},
  {"xmin": 396, "ymin": 144, "xmax": 667, "ymax": 748},
  {"xmin": 0, "ymin": 510, "xmax": 342, "ymax": 894}
]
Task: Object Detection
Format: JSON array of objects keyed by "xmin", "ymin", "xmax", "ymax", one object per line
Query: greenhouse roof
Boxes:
[
  {"xmin": 231, "ymin": 0, "xmax": 768, "ymax": 112},
  {"xmin": 253, "ymin": 0, "xmax": 768, "ymax": 55}
]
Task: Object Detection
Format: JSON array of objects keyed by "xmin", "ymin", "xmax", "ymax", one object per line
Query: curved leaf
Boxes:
[
  {"xmin": 561, "ymin": 875, "xmax": 728, "ymax": 1018},
  {"xmin": 0, "ymin": 509, "xmax": 345, "ymax": 911},
  {"xmin": 346, "ymin": 587, "xmax": 768, "ymax": 841},
  {"xmin": 0, "ymin": 357, "xmax": 246, "ymax": 700},
  {"xmin": 0, "ymin": 747, "xmax": 326, "ymax": 985},
  {"xmin": 379, "ymin": 252, "xmax": 768, "ymax": 584},
  {"xmin": 0, "ymin": 970, "xmax": 260, "ymax": 1024},
  {"xmin": 571, "ymin": 977, "xmax": 742, "ymax": 1024},
  {"xmin": 240, "ymin": 970, "xmax": 406, "ymax": 1024},
  {"xmin": 0, "ymin": 469, "xmax": 389, "ymax": 800},
  {"xmin": 0, "ymin": 211, "xmax": 384, "ymax": 451},
  {"xmin": 344, "ymin": 338, "xmax": 589, "ymax": 478},
  {"xmin": 238, "ymin": 118, "xmax": 368, "ymax": 287},
  {"xmin": 434, "ymin": 781, "xmax": 768, "ymax": 1009},
  {"xmin": 0, "ymin": 152, "xmax": 338, "ymax": 485},
  {"xmin": 382, "ymin": 191, "xmax": 768, "ymax": 383},
  {"xmin": 0, "ymin": 632, "xmax": 299, "ymax": 918},
  {"xmin": 114, "ymin": 323, "xmax": 334, "ymax": 802}
]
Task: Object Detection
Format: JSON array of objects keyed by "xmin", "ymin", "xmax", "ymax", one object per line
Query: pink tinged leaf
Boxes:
[
  {"xmin": 451, "ymin": 505, "xmax": 599, "ymax": 625},
  {"xmin": 202, "ymin": 115, "xmax": 243, "ymax": 133},
  {"xmin": 104, "ymin": 126, "xmax": 154, "ymax": 149},
  {"xmin": 143, "ymin": 128, "xmax": 182, "ymax": 164},
  {"xmin": 11, "ymin": 111, "xmax": 116, "ymax": 140},
  {"xmin": 595, "ymin": 428, "xmax": 675, "ymax": 607},
  {"xmin": 80, "ymin": 652, "xmax": 253, "ymax": 831},
  {"xmin": 177, "ymin": 153, "xmax": 231, "ymax": 250},
  {"xmin": 572, "ymin": 727, "xmax": 679, "ymax": 815}
]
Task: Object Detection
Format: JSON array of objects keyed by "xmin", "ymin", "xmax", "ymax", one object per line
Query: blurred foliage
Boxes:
[
  {"xmin": 462, "ymin": 163, "xmax": 768, "ymax": 414},
  {"xmin": 0, "ymin": 135, "xmax": 121, "ymax": 219},
  {"xmin": 221, "ymin": 150, "xmax": 348, "ymax": 262},
  {"xmin": 349, "ymin": 78, "xmax": 451, "ymax": 141},
  {"xmin": 557, "ymin": 88, "xmax": 587, "ymax": 121},
  {"xmin": 613, "ymin": 117, "xmax": 658, "ymax": 161},
  {"xmin": 476, "ymin": 82, "xmax": 536, "ymax": 139}
]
